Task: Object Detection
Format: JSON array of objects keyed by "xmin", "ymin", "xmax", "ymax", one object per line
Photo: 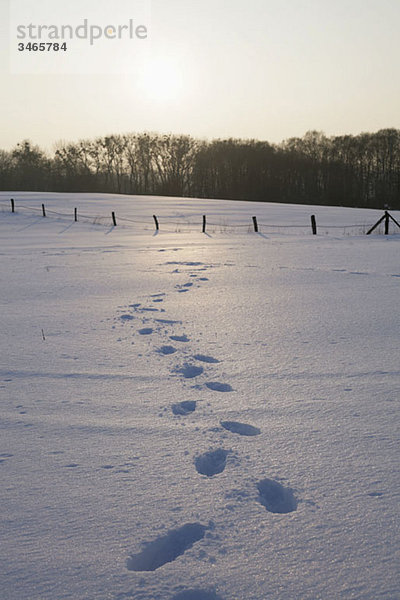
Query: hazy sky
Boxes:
[{"xmin": 1, "ymin": 0, "xmax": 400, "ymax": 151}]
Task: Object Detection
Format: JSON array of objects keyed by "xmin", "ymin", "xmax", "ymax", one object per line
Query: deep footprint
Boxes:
[
  {"xmin": 172, "ymin": 401, "xmax": 196, "ymax": 415},
  {"xmin": 195, "ymin": 449, "xmax": 228, "ymax": 477},
  {"xmin": 170, "ymin": 335, "xmax": 190, "ymax": 343},
  {"xmin": 176, "ymin": 282, "xmax": 193, "ymax": 289},
  {"xmin": 220, "ymin": 421, "xmax": 261, "ymax": 436},
  {"xmin": 205, "ymin": 382, "xmax": 233, "ymax": 392},
  {"xmin": 193, "ymin": 354, "xmax": 220, "ymax": 364},
  {"xmin": 157, "ymin": 345, "xmax": 177, "ymax": 355},
  {"xmin": 175, "ymin": 364, "xmax": 204, "ymax": 379},
  {"xmin": 126, "ymin": 523, "xmax": 207, "ymax": 571},
  {"xmin": 257, "ymin": 478, "xmax": 298, "ymax": 514}
]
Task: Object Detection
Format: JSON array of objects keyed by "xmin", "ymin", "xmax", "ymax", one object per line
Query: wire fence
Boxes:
[{"xmin": 1, "ymin": 198, "xmax": 399, "ymax": 236}]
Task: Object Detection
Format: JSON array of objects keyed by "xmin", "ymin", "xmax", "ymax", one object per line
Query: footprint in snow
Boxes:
[
  {"xmin": 172, "ymin": 401, "xmax": 196, "ymax": 415},
  {"xmin": 257, "ymin": 478, "xmax": 298, "ymax": 514},
  {"xmin": 170, "ymin": 335, "xmax": 190, "ymax": 343},
  {"xmin": 126, "ymin": 522, "xmax": 207, "ymax": 571},
  {"xmin": 205, "ymin": 382, "xmax": 233, "ymax": 392},
  {"xmin": 174, "ymin": 364, "xmax": 204, "ymax": 379},
  {"xmin": 193, "ymin": 354, "xmax": 220, "ymax": 364},
  {"xmin": 195, "ymin": 449, "xmax": 228, "ymax": 477},
  {"xmin": 155, "ymin": 318, "xmax": 182, "ymax": 325},
  {"xmin": 119, "ymin": 314, "xmax": 134, "ymax": 321},
  {"xmin": 220, "ymin": 421, "xmax": 261, "ymax": 436},
  {"xmin": 157, "ymin": 345, "xmax": 177, "ymax": 355},
  {"xmin": 176, "ymin": 282, "xmax": 193, "ymax": 289}
]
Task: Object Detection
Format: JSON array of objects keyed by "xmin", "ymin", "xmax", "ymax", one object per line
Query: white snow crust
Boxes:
[{"xmin": 0, "ymin": 192, "xmax": 399, "ymax": 600}]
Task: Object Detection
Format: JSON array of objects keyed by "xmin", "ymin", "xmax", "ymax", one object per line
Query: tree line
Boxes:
[{"xmin": 1, "ymin": 128, "xmax": 399, "ymax": 209}]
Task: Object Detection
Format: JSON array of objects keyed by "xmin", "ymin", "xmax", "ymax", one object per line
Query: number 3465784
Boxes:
[{"xmin": 18, "ymin": 42, "xmax": 67, "ymax": 51}]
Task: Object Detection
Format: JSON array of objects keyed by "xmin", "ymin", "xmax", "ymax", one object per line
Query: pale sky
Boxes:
[{"xmin": 1, "ymin": 0, "xmax": 400, "ymax": 151}]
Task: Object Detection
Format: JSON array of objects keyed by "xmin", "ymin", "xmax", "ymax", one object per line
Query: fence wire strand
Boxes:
[{"xmin": 1, "ymin": 199, "xmax": 398, "ymax": 236}]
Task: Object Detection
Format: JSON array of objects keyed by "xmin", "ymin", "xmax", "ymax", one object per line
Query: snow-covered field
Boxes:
[{"xmin": 1, "ymin": 192, "xmax": 399, "ymax": 600}]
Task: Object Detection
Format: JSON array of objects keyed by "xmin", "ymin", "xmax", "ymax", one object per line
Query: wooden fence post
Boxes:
[
  {"xmin": 368, "ymin": 211, "xmax": 400, "ymax": 235},
  {"xmin": 202, "ymin": 215, "xmax": 206, "ymax": 233},
  {"xmin": 74, "ymin": 208, "xmax": 78, "ymax": 222},
  {"xmin": 42, "ymin": 204, "xmax": 46, "ymax": 217},
  {"xmin": 153, "ymin": 215, "xmax": 159, "ymax": 231},
  {"xmin": 252, "ymin": 216, "xmax": 258, "ymax": 233},
  {"xmin": 311, "ymin": 215, "xmax": 317, "ymax": 235},
  {"xmin": 11, "ymin": 198, "xmax": 15, "ymax": 213},
  {"xmin": 112, "ymin": 211, "xmax": 117, "ymax": 226}
]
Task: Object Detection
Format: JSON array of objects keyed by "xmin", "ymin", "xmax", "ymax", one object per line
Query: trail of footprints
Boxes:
[{"xmin": 113, "ymin": 259, "xmax": 299, "ymax": 582}]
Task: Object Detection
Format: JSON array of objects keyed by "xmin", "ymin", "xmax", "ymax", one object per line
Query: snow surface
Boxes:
[{"xmin": 0, "ymin": 192, "xmax": 399, "ymax": 600}]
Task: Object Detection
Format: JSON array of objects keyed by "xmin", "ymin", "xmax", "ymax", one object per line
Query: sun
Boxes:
[{"xmin": 138, "ymin": 58, "xmax": 184, "ymax": 103}]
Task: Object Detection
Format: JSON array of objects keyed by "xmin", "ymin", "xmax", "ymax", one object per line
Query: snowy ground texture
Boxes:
[{"xmin": 1, "ymin": 192, "xmax": 399, "ymax": 600}]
